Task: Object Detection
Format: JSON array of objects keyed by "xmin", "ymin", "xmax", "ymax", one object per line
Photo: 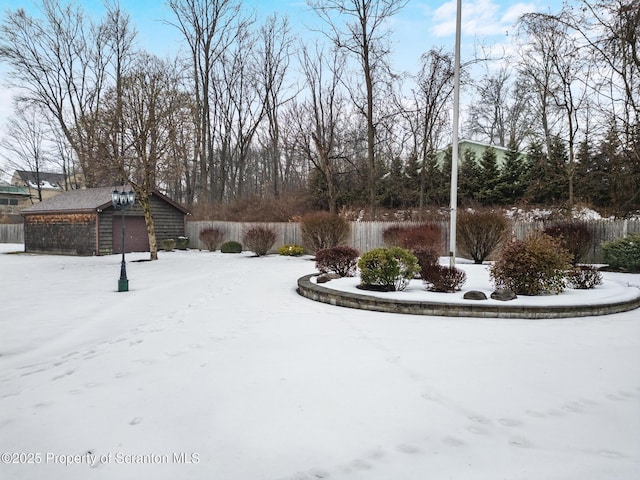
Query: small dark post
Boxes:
[{"xmin": 111, "ymin": 186, "xmax": 136, "ymax": 292}]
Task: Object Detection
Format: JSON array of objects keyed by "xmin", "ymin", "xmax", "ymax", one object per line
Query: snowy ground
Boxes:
[{"xmin": 1, "ymin": 243, "xmax": 639, "ymax": 480}]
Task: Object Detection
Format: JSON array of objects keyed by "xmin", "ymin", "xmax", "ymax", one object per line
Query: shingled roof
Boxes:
[
  {"xmin": 13, "ymin": 170, "xmax": 66, "ymax": 189},
  {"xmin": 21, "ymin": 186, "xmax": 190, "ymax": 215}
]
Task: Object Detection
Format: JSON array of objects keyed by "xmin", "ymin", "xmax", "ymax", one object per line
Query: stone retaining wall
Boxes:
[{"xmin": 297, "ymin": 274, "xmax": 640, "ymax": 319}]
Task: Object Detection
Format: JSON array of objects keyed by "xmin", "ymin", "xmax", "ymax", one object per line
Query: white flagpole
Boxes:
[{"xmin": 449, "ymin": 0, "xmax": 462, "ymax": 268}]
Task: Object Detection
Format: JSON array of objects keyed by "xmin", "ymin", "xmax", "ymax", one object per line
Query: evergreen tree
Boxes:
[
  {"xmin": 458, "ymin": 148, "xmax": 482, "ymax": 204},
  {"xmin": 404, "ymin": 153, "xmax": 421, "ymax": 206},
  {"xmin": 477, "ymin": 147, "xmax": 500, "ymax": 205},
  {"xmin": 523, "ymin": 140, "xmax": 549, "ymax": 204},
  {"xmin": 379, "ymin": 156, "xmax": 404, "ymax": 209},
  {"xmin": 575, "ymin": 137, "xmax": 610, "ymax": 208},
  {"xmin": 547, "ymin": 136, "xmax": 570, "ymax": 205},
  {"xmin": 494, "ymin": 139, "xmax": 527, "ymax": 205}
]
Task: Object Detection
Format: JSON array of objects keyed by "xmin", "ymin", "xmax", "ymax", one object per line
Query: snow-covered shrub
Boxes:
[
  {"xmin": 243, "ymin": 225, "xmax": 276, "ymax": 256},
  {"xmin": 566, "ymin": 265, "xmax": 603, "ymax": 289},
  {"xmin": 490, "ymin": 233, "xmax": 572, "ymax": 295},
  {"xmin": 300, "ymin": 212, "xmax": 349, "ymax": 253},
  {"xmin": 382, "ymin": 223, "xmax": 442, "ymax": 252},
  {"xmin": 278, "ymin": 244, "xmax": 305, "ymax": 256},
  {"xmin": 544, "ymin": 221, "xmax": 594, "ymax": 265},
  {"xmin": 457, "ymin": 210, "xmax": 509, "ymax": 264},
  {"xmin": 315, "ymin": 246, "xmax": 359, "ymax": 277},
  {"xmin": 220, "ymin": 240, "xmax": 242, "ymax": 253},
  {"xmin": 421, "ymin": 264, "xmax": 467, "ymax": 292},
  {"xmin": 601, "ymin": 233, "xmax": 640, "ymax": 272},
  {"xmin": 199, "ymin": 227, "xmax": 224, "ymax": 251},
  {"xmin": 358, "ymin": 247, "xmax": 419, "ymax": 292}
]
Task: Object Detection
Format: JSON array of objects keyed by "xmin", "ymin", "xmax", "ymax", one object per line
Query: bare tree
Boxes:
[
  {"xmin": 295, "ymin": 42, "xmax": 348, "ymax": 213},
  {"xmin": 211, "ymin": 19, "xmax": 265, "ymax": 201},
  {"xmin": 564, "ymin": 0, "xmax": 639, "ymax": 161},
  {"xmin": 167, "ymin": 0, "xmax": 244, "ymax": 202},
  {"xmin": 308, "ymin": 0, "xmax": 409, "ymax": 219},
  {"xmin": 0, "ymin": 0, "xmax": 133, "ymax": 187},
  {"xmin": 255, "ymin": 14, "xmax": 295, "ymax": 199},
  {"xmin": 115, "ymin": 54, "xmax": 187, "ymax": 260},
  {"xmin": 0, "ymin": 106, "xmax": 50, "ymax": 202},
  {"xmin": 519, "ymin": 11, "xmax": 591, "ymax": 214},
  {"xmin": 411, "ymin": 48, "xmax": 455, "ymax": 218}
]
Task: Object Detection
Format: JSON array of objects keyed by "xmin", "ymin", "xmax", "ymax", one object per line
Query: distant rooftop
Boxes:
[{"xmin": 12, "ymin": 170, "xmax": 66, "ymax": 190}]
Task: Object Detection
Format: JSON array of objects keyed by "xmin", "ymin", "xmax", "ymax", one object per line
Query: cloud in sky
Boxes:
[{"xmin": 430, "ymin": 0, "xmax": 538, "ymax": 37}]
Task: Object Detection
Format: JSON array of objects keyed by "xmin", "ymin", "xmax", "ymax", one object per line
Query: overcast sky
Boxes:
[{"xmin": 0, "ymin": 0, "xmax": 564, "ymax": 179}]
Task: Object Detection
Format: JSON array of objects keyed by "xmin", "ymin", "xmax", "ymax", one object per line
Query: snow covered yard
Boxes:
[{"xmin": 1, "ymin": 243, "xmax": 639, "ymax": 480}]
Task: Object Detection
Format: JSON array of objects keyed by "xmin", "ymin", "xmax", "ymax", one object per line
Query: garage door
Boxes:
[{"xmin": 112, "ymin": 216, "xmax": 150, "ymax": 253}]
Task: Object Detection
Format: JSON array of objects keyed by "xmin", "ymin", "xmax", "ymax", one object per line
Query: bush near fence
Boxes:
[{"xmin": 4, "ymin": 219, "xmax": 640, "ymax": 263}]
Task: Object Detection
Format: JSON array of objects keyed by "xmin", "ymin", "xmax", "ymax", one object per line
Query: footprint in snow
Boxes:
[
  {"xmin": 129, "ymin": 417, "xmax": 142, "ymax": 426},
  {"xmin": 396, "ymin": 444, "xmax": 421, "ymax": 454},
  {"xmin": 508, "ymin": 436, "xmax": 533, "ymax": 448},
  {"xmin": 442, "ymin": 436, "xmax": 465, "ymax": 447},
  {"xmin": 498, "ymin": 418, "xmax": 523, "ymax": 427}
]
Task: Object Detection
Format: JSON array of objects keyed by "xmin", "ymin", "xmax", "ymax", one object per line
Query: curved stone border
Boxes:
[{"xmin": 297, "ymin": 274, "xmax": 640, "ymax": 319}]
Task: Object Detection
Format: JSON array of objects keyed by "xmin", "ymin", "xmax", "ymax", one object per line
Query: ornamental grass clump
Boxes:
[
  {"xmin": 315, "ymin": 246, "xmax": 360, "ymax": 277},
  {"xmin": 357, "ymin": 247, "xmax": 419, "ymax": 292},
  {"xmin": 490, "ymin": 233, "xmax": 573, "ymax": 295}
]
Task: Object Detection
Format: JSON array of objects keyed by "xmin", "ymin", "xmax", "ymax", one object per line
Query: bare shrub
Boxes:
[
  {"xmin": 300, "ymin": 212, "xmax": 350, "ymax": 253},
  {"xmin": 421, "ymin": 264, "xmax": 467, "ymax": 292},
  {"xmin": 382, "ymin": 223, "xmax": 443, "ymax": 252},
  {"xmin": 457, "ymin": 210, "xmax": 509, "ymax": 264},
  {"xmin": 199, "ymin": 227, "xmax": 224, "ymax": 251},
  {"xmin": 315, "ymin": 246, "xmax": 360, "ymax": 277},
  {"xmin": 543, "ymin": 221, "xmax": 595, "ymax": 265},
  {"xmin": 412, "ymin": 247, "xmax": 439, "ymax": 270},
  {"xmin": 242, "ymin": 225, "xmax": 276, "ymax": 256}
]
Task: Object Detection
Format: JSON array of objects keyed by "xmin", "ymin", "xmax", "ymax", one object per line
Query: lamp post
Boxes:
[
  {"xmin": 112, "ymin": 186, "xmax": 136, "ymax": 292},
  {"xmin": 448, "ymin": 0, "xmax": 462, "ymax": 268}
]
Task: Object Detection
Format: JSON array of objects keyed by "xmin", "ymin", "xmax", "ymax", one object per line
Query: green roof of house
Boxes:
[{"xmin": 0, "ymin": 184, "xmax": 30, "ymax": 196}]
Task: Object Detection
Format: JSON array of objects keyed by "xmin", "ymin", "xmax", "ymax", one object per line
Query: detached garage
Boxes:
[{"xmin": 21, "ymin": 186, "xmax": 190, "ymax": 256}]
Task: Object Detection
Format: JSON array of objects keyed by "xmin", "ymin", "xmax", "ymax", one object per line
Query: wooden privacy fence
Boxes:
[
  {"xmin": 3, "ymin": 219, "xmax": 640, "ymax": 263},
  {"xmin": 186, "ymin": 218, "xmax": 640, "ymax": 263},
  {"xmin": 0, "ymin": 224, "xmax": 24, "ymax": 243}
]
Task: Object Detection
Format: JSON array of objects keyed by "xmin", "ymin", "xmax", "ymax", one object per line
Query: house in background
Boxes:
[
  {"xmin": 436, "ymin": 139, "xmax": 514, "ymax": 167},
  {"xmin": 11, "ymin": 170, "xmax": 67, "ymax": 202},
  {"xmin": 0, "ymin": 183, "xmax": 31, "ymax": 221},
  {"xmin": 21, "ymin": 186, "xmax": 190, "ymax": 256}
]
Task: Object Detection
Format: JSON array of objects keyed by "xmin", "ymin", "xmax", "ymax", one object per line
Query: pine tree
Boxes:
[
  {"xmin": 477, "ymin": 147, "xmax": 500, "ymax": 205},
  {"xmin": 494, "ymin": 139, "xmax": 527, "ymax": 204},
  {"xmin": 575, "ymin": 137, "xmax": 610, "ymax": 208},
  {"xmin": 458, "ymin": 148, "xmax": 482, "ymax": 204}
]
